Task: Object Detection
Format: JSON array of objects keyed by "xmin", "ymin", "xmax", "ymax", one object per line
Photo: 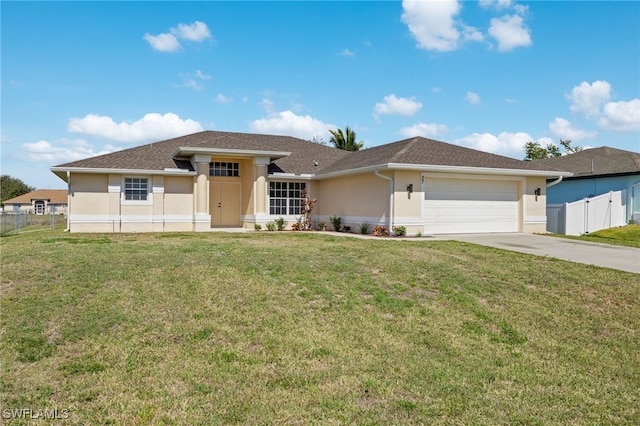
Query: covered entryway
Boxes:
[
  {"xmin": 422, "ymin": 176, "xmax": 519, "ymax": 234},
  {"xmin": 210, "ymin": 182, "xmax": 241, "ymax": 227}
]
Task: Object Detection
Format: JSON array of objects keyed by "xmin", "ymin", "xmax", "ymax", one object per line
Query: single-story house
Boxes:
[
  {"xmin": 50, "ymin": 131, "xmax": 571, "ymax": 235},
  {"xmin": 534, "ymin": 147, "xmax": 640, "ymax": 224},
  {"xmin": 2, "ymin": 189, "xmax": 68, "ymax": 215}
]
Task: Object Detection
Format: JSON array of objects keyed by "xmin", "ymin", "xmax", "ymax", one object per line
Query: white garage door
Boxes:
[{"xmin": 423, "ymin": 177, "xmax": 519, "ymax": 234}]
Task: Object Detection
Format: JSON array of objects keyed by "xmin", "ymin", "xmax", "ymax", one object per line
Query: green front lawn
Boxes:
[
  {"xmin": 549, "ymin": 224, "xmax": 640, "ymax": 248},
  {"xmin": 1, "ymin": 230, "xmax": 638, "ymax": 424}
]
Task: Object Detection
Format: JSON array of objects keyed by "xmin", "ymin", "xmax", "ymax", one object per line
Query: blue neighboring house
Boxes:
[{"xmin": 534, "ymin": 146, "xmax": 640, "ymax": 224}]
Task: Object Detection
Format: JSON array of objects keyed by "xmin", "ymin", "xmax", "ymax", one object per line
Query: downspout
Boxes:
[
  {"xmin": 547, "ymin": 175, "xmax": 563, "ymax": 188},
  {"xmin": 374, "ymin": 170, "xmax": 394, "ymax": 230},
  {"xmin": 65, "ymin": 171, "xmax": 71, "ymax": 232}
]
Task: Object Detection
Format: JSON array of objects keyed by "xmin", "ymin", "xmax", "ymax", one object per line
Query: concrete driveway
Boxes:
[{"xmin": 435, "ymin": 233, "xmax": 640, "ymax": 274}]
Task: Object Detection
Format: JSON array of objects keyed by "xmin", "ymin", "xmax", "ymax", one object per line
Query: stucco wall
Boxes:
[
  {"xmin": 69, "ymin": 172, "xmax": 199, "ymax": 232},
  {"xmin": 523, "ymin": 176, "xmax": 548, "ymax": 234},
  {"xmin": 315, "ymin": 172, "xmax": 390, "ymax": 229}
]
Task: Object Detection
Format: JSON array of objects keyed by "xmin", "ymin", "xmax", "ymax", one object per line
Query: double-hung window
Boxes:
[
  {"xmin": 124, "ymin": 177, "xmax": 149, "ymax": 201},
  {"xmin": 269, "ymin": 181, "xmax": 306, "ymax": 215}
]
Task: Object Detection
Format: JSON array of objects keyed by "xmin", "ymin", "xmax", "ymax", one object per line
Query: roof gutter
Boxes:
[
  {"xmin": 374, "ymin": 170, "xmax": 394, "ymax": 231},
  {"xmin": 316, "ymin": 163, "xmax": 574, "ymax": 180},
  {"xmin": 50, "ymin": 167, "xmax": 196, "ymax": 182},
  {"xmin": 546, "ymin": 175, "xmax": 564, "ymax": 188}
]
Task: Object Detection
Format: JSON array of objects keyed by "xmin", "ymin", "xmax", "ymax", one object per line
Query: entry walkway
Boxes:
[{"xmin": 434, "ymin": 233, "xmax": 640, "ymax": 274}]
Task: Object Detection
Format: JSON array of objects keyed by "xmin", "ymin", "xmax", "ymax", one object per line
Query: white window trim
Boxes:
[
  {"xmin": 268, "ymin": 180, "xmax": 307, "ymax": 216},
  {"xmin": 121, "ymin": 176, "xmax": 152, "ymax": 205}
]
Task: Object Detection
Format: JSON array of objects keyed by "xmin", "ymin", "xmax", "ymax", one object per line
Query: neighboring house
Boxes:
[
  {"xmin": 534, "ymin": 147, "xmax": 640, "ymax": 224},
  {"xmin": 50, "ymin": 131, "xmax": 570, "ymax": 235},
  {"xmin": 2, "ymin": 189, "xmax": 68, "ymax": 215}
]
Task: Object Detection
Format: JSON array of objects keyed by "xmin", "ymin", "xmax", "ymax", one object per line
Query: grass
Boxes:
[
  {"xmin": 1, "ymin": 230, "xmax": 639, "ymax": 425},
  {"xmin": 548, "ymin": 224, "xmax": 640, "ymax": 248}
]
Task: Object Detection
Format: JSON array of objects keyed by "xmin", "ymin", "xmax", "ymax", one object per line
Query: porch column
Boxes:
[
  {"xmin": 254, "ymin": 157, "xmax": 270, "ymax": 220},
  {"xmin": 193, "ymin": 155, "xmax": 211, "ymax": 231}
]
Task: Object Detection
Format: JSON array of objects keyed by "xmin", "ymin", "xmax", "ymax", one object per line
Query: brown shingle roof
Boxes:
[
  {"xmin": 3, "ymin": 189, "xmax": 67, "ymax": 205},
  {"xmin": 317, "ymin": 136, "xmax": 566, "ymax": 175},
  {"xmin": 53, "ymin": 131, "xmax": 350, "ymax": 175},
  {"xmin": 532, "ymin": 146, "xmax": 640, "ymax": 178},
  {"xmin": 52, "ymin": 132, "xmax": 567, "ymax": 178}
]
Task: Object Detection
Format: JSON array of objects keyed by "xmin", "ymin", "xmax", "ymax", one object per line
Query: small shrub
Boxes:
[
  {"xmin": 415, "ymin": 231, "xmax": 422, "ymax": 238},
  {"xmin": 329, "ymin": 216, "xmax": 342, "ymax": 232},
  {"xmin": 317, "ymin": 222, "xmax": 326, "ymax": 231},
  {"xmin": 300, "ymin": 189, "xmax": 317, "ymax": 230},
  {"xmin": 291, "ymin": 223, "xmax": 301, "ymax": 231},
  {"xmin": 265, "ymin": 221, "xmax": 276, "ymax": 231},
  {"xmin": 393, "ymin": 226, "xmax": 407, "ymax": 237},
  {"xmin": 275, "ymin": 217, "xmax": 287, "ymax": 231},
  {"xmin": 374, "ymin": 225, "xmax": 389, "ymax": 236},
  {"xmin": 254, "ymin": 224, "xmax": 262, "ymax": 231},
  {"xmin": 359, "ymin": 222, "xmax": 370, "ymax": 234}
]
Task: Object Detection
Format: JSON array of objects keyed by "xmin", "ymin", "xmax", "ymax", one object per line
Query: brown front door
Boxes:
[{"xmin": 210, "ymin": 182, "xmax": 241, "ymax": 227}]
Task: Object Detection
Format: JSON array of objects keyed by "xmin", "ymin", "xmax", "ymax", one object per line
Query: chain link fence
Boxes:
[{"xmin": 0, "ymin": 211, "xmax": 67, "ymax": 236}]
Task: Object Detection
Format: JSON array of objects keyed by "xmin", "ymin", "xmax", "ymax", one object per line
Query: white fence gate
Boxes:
[{"xmin": 547, "ymin": 190, "xmax": 626, "ymax": 236}]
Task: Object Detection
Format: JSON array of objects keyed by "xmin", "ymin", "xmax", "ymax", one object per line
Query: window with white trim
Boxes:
[
  {"xmin": 209, "ymin": 162, "xmax": 239, "ymax": 177},
  {"xmin": 124, "ymin": 177, "xmax": 149, "ymax": 201},
  {"xmin": 269, "ymin": 181, "xmax": 306, "ymax": 215}
]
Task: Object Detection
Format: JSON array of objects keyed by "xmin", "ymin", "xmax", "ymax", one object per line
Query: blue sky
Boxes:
[{"xmin": 2, "ymin": 0, "xmax": 639, "ymax": 189}]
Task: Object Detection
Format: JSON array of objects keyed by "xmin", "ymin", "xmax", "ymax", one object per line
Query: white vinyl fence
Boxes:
[{"xmin": 547, "ymin": 190, "xmax": 626, "ymax": 236}]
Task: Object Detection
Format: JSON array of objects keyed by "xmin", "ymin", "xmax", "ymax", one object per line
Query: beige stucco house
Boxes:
[
  {"xmin": 50, "ymin": 131, "xmax": 571, "ymax": 235},
  {"xmin": 2, "ymin": 189, "xmax": 68, "ymax": 215}
]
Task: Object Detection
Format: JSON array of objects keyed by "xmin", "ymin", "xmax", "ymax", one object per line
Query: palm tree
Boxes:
[{"xmin": 329, "ymin": 126, "xmax": 364, "ymax": 151}]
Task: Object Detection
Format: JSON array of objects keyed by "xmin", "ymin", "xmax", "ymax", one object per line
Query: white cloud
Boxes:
[
  {"xmin": 67, "ymin": 113, "xmax": 203, "ymax": 143},
  {"xmin": 195, "ymin": 70, "xmax": 211, "ymax": 80},
  {"xmin": 567, "ymin": 80, "xmax": 611, "ymax": 117},
  {"xmin": 216, "ymin": 94, "xmax": 232, "ymax": 104},
  {"xmin": 455, "ymin": 131, "xmax": 535, "ymax": 157},
  {"xmin": 462, "ymin": 25, "xmax": 484, "ymax": 43},
  {"xmin": 374, "ymin": 94, "xmax": 423, "ymax": 118},
  {"xmin": 399, "ymin": 123, "xmax": 449, "ymax": 139},
  {"xmin": 259, "ymin": 98, "xmax": 276, "ymax": 114},
  {"xmin": 171, "ymin": 21, "xmax": 211, "ymax": 42},
  {"xmin": 479, "ymin": 0, "xmax": 513, "ymax": 10},
  {"xmin": 401, "ymin": 0, "xmax": 462, "ymax": 52},
  {"xmin": 249, "ymin": 111, "xmax": 336, "ymax": 140},
  {"xmin": 22, "ymin": 139, "xmax": 114, "ymax": 163},
  {"xmin": 143, "ymin": 33, "xmax": 180, "ymax": 52},
  {"xmin": 177, "ymin": 70, "xmax": 211, "ymax": 90},
  {"xmin": 341, "ymin": 48, "xmax": 355, "ymax": 57},
  {"xmin": 488, "ymin": 13, "xmax": 531, "ymax": 51},
  {"xmin": 465, "ymin": 91, "xmax": 481, "ymax": 104},
  {"xmin": 144, "ymin": 21, "xmax": 211, "ymax": 52},
  {"xmin": 598, "ymin": 99, "xmax": 640, "ymax": 132},
  {"xmin": 548, "ymin": 117, "xmax": 597, "ymax": 141}
]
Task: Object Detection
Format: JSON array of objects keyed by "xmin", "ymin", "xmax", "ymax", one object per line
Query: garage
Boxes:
[{"xmin": 423, "ymin": 176, "xmax": 519, "ymax": 234}]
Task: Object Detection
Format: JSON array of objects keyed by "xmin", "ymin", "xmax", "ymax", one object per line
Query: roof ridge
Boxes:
[{"xmin": 389, "ymin": 137, "xmax": 420, "ymax": 163}]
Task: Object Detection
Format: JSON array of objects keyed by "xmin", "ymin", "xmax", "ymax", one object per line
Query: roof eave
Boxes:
[
  {"xmin": 50, "ymin": 166, "xmax": 196, "ymax": 183},
  {"xmin": 316, "ymin": 163, "xmax": 573, "ymax": 179},
  {"xmin": 173, "ymin": 146, "xmax": 291, "ymax": 160}
]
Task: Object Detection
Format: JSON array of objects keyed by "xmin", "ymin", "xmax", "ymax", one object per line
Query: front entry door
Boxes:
[{"xmin": 210, "ymin": 182, "xmax": 241, "ymax": 227}]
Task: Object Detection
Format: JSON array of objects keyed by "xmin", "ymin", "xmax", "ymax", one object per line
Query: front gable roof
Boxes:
[{"xmin": 532, "ymin": 146, "xmax": 640, "ymax": 178}]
